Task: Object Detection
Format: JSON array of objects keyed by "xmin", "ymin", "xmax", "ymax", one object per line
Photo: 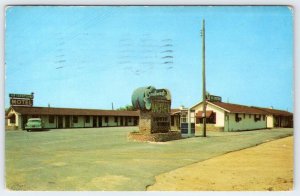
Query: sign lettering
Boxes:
[
  {"xmin": 151, "ymin": 101, "xmax": 170, "ymax": 114},
  {"xmin": 9, "ymin": 93, "xmax": 34, "ymax": 99},
  {"xmin": 149, "ymin": 89, "xmax": 167, "ymax": 97},
  {"xmin": 10, "ymin": 98, "xmax": 33, "ymax": 106},
  {"xmin": 207, "ymin": 95, "xmax": 222, "ymax": 102},
  {"xmin": 9, "ymin": 93, "xmax": 34, "ymax": 107}
]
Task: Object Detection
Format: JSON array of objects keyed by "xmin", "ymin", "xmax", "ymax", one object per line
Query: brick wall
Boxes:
[{"xmin": 139, "ymin": 111, "xmax": 152, "ymax": 133}]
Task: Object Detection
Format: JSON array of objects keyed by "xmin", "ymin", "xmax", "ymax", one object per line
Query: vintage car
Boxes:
[{"xmin": 25, "ymin": 118, "xmax": 44, "ymax": 131}]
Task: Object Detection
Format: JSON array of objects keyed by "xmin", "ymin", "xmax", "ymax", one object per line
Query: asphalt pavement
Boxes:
[{"xmin": 5, "ymin": 127, "xmax": 293, "ymax": 190}]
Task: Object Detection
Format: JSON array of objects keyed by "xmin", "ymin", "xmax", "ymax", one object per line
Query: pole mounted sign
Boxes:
[
  {"xmin": 206, "ymin": 94, "xmax": 222, "ymax": 102},
  {"xmin": 9, "ymin": 92, "xmax": 34, "ymax": 107}
]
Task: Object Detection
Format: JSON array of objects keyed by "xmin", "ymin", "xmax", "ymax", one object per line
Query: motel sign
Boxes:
[{"xmin": 9, "ymin": 92, "xmax": 34, "ymax": 107}]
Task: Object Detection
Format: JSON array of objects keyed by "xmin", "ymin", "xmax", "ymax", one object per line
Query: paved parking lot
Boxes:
[{"xmin": 5, "ymin": 127, "xmax": 293, "ymax": 190}]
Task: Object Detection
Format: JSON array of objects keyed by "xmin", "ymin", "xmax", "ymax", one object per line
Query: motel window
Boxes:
[
  {"xmin": 263, "ymin": 115, "xmax": 266, "ymax": 121},
  {"xmin": 197, "ymin": 112, "xmax": 216, "ymax": 124},
  {"xmin": 254, "ymin": 115, "xmax": 261, "ymax": 122},
  {"xmin": 114, "ymin": 116, "xmax": 118, "ymax": 123},
  {"xmin": 181, "ymin": 115, "xmax": 187, "ymax": 123},
  {"xmin": 105, "ymin": 116, "xmax": 108, "ymax": 123},
  {"xmin": 73, "ymin": 116, "xmax": 78, "ymax": 123},
  {"xmin": 249, "ymin": 114, "xmax": 251, "ymax": 118},
  {"xmin": 207, "ymin": 112, "xmax": 216, "ymax": 124},
  {"xmin": 85, "ymin": 116, "xmax": 90, "ymax": 123},
  {"xmin": 49, "ymin": 115, "xmax": 55, "ymax": 123},
  {"xmin": 235, "ymin": 114, "xmax": 242, "ymax": 122},
  {"xmin": 10, "ymin": 114, "xmax": 16, "ymax": 124},
  {"xmin": 128, "ymin": 117, "xmax": 132, "ymax": 123}
]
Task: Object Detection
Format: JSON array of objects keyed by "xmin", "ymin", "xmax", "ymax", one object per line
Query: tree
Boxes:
[{"xmin": 116, "ymin": 105, "xmax": 136, "ymax": 111}]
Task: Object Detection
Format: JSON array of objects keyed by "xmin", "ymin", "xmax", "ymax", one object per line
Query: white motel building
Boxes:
[
  {"xmin": 191, "ymin": 101, "xmax": 293, "ymax": 132},
  {"xmin": 6, "ymin": 99, "xmax": 292, "ymax": 132}
]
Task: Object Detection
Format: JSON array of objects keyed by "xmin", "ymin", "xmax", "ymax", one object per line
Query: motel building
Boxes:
[
  {"xmin": 5, "ymin": 105, "xmax": 182, "ymax": 131},
  {"xmin": 5, "ymin": 93, "xmax": 292, "ymax": 132},
  {"xmin": 6, "ymin": 106, "xmax": 139, "ymax": 130},
  {"xmin": 5, "ymin": 103, "xmax": 292, "ymax": 132},
  {"xmin": 191, "ymin": 100, "xmax": 293, "ymax": 132}
]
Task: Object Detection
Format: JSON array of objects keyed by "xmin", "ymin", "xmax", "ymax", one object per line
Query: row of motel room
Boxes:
[{"xmin": 6, "ymin": 100, "xmax": 293, "ymax": 132}]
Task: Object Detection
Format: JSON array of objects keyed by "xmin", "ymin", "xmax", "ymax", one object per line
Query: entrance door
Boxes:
[
  {"xmin": 58, "ymin": 116, "xmax": 63, "ymax": 128},
  {"xmin": 93, "ymin": 116, "xmax": 97, "ymax": 127},
  {"xmin": 98, "ymin": 116, "xmax": 102, "ymax": 127},
  {"xmin": 134, "ymin": 117, "xmax": 138, "ymax": 126},
  {"xmin": 124, "ymin": 117, "xmax": 128, "ymax": 126},
  {"xmin": 120, "ymin": 117, "xmax": 123, "ymax": 126},
  {"xmin": 65, "ymin": 116, "xmax": 70, "ymax": 128},
  {"xmin": 22, "ymin": 115, "xmax": 28, "ymax": 130}
]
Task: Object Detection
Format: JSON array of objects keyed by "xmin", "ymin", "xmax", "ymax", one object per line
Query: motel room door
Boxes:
[
  {"xmin": 57, "ymin": 116, "xmax": 63, "ymax": 128},
  {"xmin": 93, "ymin": 116, "xmax": 97, "ymax": 127},
  {"xmin": 98, "ymin": 116, "xmax": 102, "ymax": 127},
  {"xmin": 65, "ymin": 116, "xmax": 70, "ymax": 128},
  {"xmin": 124, "ymin": 117, "xmax": 128, "ymax": 126},
  {"xmin": 120, "ymin": 117, "xmax": 123, "ymax": 126},
  {"xmin": 134, "ymin": 117, "xmax": 138, "ymax": 126}
]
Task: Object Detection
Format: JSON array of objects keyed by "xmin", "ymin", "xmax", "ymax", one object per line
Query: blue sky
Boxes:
[{"xmin": 5, "ymin": 6, "xmax": 293, "ymax": 111}]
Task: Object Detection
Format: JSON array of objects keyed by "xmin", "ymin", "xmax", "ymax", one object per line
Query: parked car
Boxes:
[{"xmin": 25, "ymin": 118, "xmax": 44, "ymax": 131}]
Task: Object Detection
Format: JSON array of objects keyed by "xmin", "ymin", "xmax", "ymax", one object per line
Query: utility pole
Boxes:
[{"xmin": 202, "ymin": 19, "xmax": 207, "ymax": 137}]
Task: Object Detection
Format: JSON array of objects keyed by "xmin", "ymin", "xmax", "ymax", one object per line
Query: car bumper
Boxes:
[{"xmin": 25, "ymin": 126, "xmax": 43, "ymax": 130}]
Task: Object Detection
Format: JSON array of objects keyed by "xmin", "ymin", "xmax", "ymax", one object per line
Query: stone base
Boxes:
[{"xmin": 128, "ymin": 131, "xmax": 182, "ymax": 142}]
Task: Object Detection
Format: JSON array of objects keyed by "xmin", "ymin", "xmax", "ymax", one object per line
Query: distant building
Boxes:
[{"xmin": 191, "ymin": 101, "xmax": 293, "ymax": 132}]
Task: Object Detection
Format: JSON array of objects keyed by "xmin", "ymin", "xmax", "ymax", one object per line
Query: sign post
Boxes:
[{"xmin": 201, "ymin": 19, "xmax": 207, "ymax": 137}]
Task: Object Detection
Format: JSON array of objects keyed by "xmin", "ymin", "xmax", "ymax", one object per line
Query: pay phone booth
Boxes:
[{"xmin": 180, "ymin": 108, "xmax": 195, "ymax": 137}]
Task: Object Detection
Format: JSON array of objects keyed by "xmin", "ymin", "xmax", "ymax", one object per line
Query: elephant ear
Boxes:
[
  {"xmin": 143, "ymin": 86, "xmax": 155, "ymax": 111},
  {"xmin": 145, "ymin": 101, "xmax": 152, "ymax": 111}
]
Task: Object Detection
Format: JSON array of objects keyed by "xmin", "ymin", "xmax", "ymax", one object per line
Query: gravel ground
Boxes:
[{"xmin": 148, "ymin": 136, "xmax": 293, "ymax": 191}]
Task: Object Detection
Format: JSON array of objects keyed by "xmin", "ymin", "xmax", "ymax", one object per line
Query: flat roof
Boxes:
[
  {"xmin": 10, "ymin": 106, "xmax": 140, "ymax": 117},
  {"xmin": 191, "ymin": 101, "xmax": 293, "ymax": 116},
  {"xmin": 9, "ymin": 106, "xmax": 181, "ymax": 117}
]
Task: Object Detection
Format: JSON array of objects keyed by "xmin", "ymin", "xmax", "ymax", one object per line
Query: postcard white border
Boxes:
[{"xmin": 0, "ymin": 1, "xmax": 298, "ymax": 196}]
